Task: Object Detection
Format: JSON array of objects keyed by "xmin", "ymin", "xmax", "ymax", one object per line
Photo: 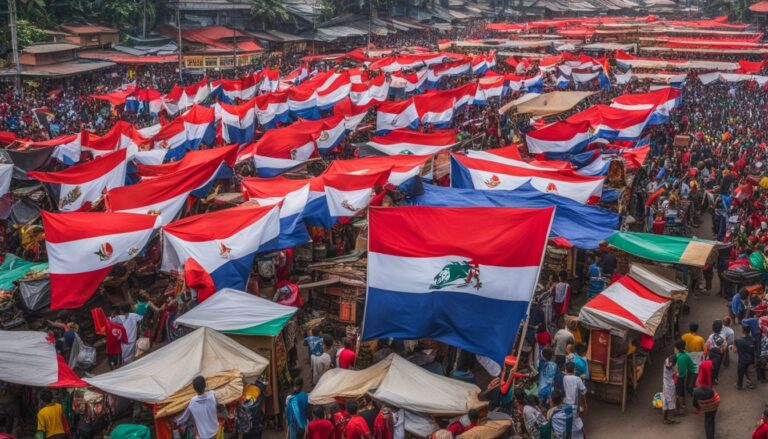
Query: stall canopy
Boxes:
[
  {"xmin": 628, "ymin": 263, "xmax": 687, "ymax": 300},
  {"xmin": 84, "ymin": 327, "xmax": 269, "ymax": 403},
  {"xmin": 579, "ymin": 274, "xmax": 671, "ymax": 336},
  {"xmin": 606, "ymin": 232, "xmax": 716, "ymax": 267},
  {"xmin": 500, "ymin": 91, "xmax": 594, "ymax": 117},
  {"xmin": 175, "ymin": 288, "xmax": 297, "ymax": 336},
  {"xmin": 0, "ymin": 253, "xmax": 48, "ymax": 290},
  {"xmin": 0, "ymin": 331, "xmax": 86, "ymax": 388},
  {"xmin": 309, "ymin": 354, "xmax": 482, "ymax": 416}
]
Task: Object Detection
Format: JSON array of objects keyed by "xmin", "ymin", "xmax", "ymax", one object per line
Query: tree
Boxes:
[{"xmin": 249, "ymin": 0, "xmax": 289, "ymax": 30}]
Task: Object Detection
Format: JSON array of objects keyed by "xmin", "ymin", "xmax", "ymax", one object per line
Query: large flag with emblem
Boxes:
[
  {"xmin": 525, "ymin": 120, "xmax": 594, "ymax": 154},
  {"xmin": 363, "ymin": 205, "xmax": 555, "ymax": 363},
  {"xmin": 451, "ymin": 154, "xmax": 605, "ymax": 204},
  {"xmin": 29, "ymin": 149, "xmax": 127, "ymax": 212},
  {"xmin": 161, "ymin": 204, "xmax": 280, "ymax": 302},
  {"xmin": 42, "ymin": 211, "xmax": 159, "ymax": 309}
]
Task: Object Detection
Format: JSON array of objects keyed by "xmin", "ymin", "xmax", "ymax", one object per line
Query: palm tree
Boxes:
[{"xmin": 250, "ymin": 0, "xmax": 290, "ymax": 30}]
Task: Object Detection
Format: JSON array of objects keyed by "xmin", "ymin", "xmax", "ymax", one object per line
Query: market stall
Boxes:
[
  {"xmin": 173, "ymin": 288, "xmax": 297, "ymax": 418},
  {"xmin": 309, "ymin": 353, "xmax": 506, "ymax": 437},
  {"xmin": 578, "ymin": 264, "xmax": 686, "ymax": 411},
  {"xmin": 84, "ymin": 327, "xmax": 269, "ymax": 435}
]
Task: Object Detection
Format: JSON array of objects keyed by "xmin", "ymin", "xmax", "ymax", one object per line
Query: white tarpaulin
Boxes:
[
  {"xmin": 310, "ymin": 354, "xmax": 482, "ymax": 415},
  {"xmin": 84, "ymin": 327, "xmax": 269, "ymax": 402},
  {"xmin": 175, "ymin": 288, "xmax": 297, "ymax": 335},
  {"xmin": 0, "ymin": 331, "xmax": 58, "ymax": 386},
  {"xmin": 628, "ymin": 264, "xmax": 687, "ymax": 300},
  {"xmin": 698, "ymin": 72, "xmax": 768, "ymax": 86}
]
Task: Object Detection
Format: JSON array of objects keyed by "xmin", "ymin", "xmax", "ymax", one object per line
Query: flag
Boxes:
[
  {"xmin": 567, "ymin": 105, "xmax": 653, "ymax": 140},
  {"xmin": 219, "ymin": 99, "xmax": 257, "ymax": 144},
  {"xmin": 467, "ymin": 145, "xmax": 571, "ymax": 170},
  {"xmin": 288, "ymin": 87, "xmax": 319, "ymax": 120},
  {"xmin": 323, "ymin": 169, "xmax": 391, "ymax": 217},
  {"xmin": 29, "ymin": 149, "xmax": 127, "ymax": 212},
  {"xmin": 367, "ymin": 129, "xmax": 456, "ymax": 156},
  {"xmin": 362, "ymin": 205, "xmax": 555, "ymax": 363},
  {"xmin": 376, "ymin": 99, "xmax": 420, "ymax": 134},
  {"xmin": 333, "ymin": 98, "xmax": 374, "ymax": 132},
  {"xmin": 349, "ymin": 75, "xmax": 390, "ymax": 106},
  {"xmin": 450, "ymin": 154, "xmax": 605, "ymax": 204},
  {"xmin": 445, "ymin": 82, "xmax": 478, "ymax": 110},
  {"xmin": 610, "ymin": 87, "xmax": 681, "ymax": 125},
  {"xmin": 241, "ymin": 176, "xmax": 312, "ymax": 249},
  {"xmin": 22, "ymin": 133, "xmax": 82, "ymax": 165},
  {"xmin": 413, "ymin": 93, "xmax": 455, "ymax": 128},
  {"xmin": 237, "ymin": 126, "xmax": 318, "ymax": 177},
  {"xmin": 42, "ymin": 211, "xmax": 158, "ymax": 309},
  {"xmin": 105, "ymin": 145, "xmax": 237, "ymax": 225},
  {"xmin": 0, "ymin": 164, "xmax": 11, "ymax": 198},
  {"xmin": 427, "ymin": 59, "xmax": 471, "ymax": 88},
  {"xmin": 324, "ymin": 155, "xmax": 430, "ymax": 186},
  {"xmin": 474, "ymin": 76, "xmax": 504, "ymax": 104},
  {"xmin": 526, "ymin": 120, "xmax": 594, "ymax": 154},
  {"xmin": 389, "ymin": 70, "xmax": 428, "ymax": 96},
  {"xmin": 162, "ymin": 204, "xmax": 280, "ymax": 302},
  {"xmin": 615, "ymin": 68, "xmax": 633, "ymax": 85},
  {"xmin": 315, "ymin": 71, "xmax": 352, "ymax": 110},
  {"xmin": 291, "ymin": 114, "xmax": 348, "ymax": 155},
  {"xmin": 254, "ymin": 91, "xmax": 289, "ymax": 128}
]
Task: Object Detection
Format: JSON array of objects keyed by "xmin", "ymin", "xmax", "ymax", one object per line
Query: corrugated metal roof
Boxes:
[
  {"xmin": 23, "ymin": 44, "xmax": 80, "ymax": 54},
  {"xmin": 61, "ymin": 25, "xmax": 117, "ymax": 34},
  {"xmin": 0, "ymin": 60, "xmax": 115, "ymax": 78}
]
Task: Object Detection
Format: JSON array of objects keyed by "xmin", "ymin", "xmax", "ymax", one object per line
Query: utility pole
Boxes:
[
  {"xmin": 366, "ymin": 0, "xmax": 372, "ymax": 57},
  {"xmin": 8, "ymin": 0, "xmax": 22, "ymax": 98},
  {"xmin": 176, "ymin": 4, "xmax": 183, "ymax": 83},
  {"xmin": 232, "ymin": 10, "xmax": 237, "ymax": 71},
  {"xmin": 142, "ymin": 0, "xmax": 147, "ymax": 39}
]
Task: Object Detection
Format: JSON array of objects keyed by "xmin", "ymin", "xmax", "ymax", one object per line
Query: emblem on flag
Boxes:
[
  {"xmin": 159, "ymin": 139, "xmax": 170, "ymax": 149},
  {"xmin": 318, "ymin": 131, "xmax": 330, "ymax": 142},
  {"xmin": 429, "ymin": 261, "xmax": 482, "ymax": 290},
  {"xmin": 341, "ymin": 200, "xmax": 358, "ymax": 212},
  {"xmin": 484, "ymin": 175, "xmax": 501, "ymax": 188},
  {"xmin": 58, "ymin": 186, "xmax": 82, "ymax": 209},
  {"xmin": 127, "ymin": 246, "xmax": 140, "ymax": 257},
  {"xmin": 546, "ymin": 182, "xmax": 558, "ymax": 193},
  {"xmin": 95, "ymin": 242, "xmax": 114, "ymax": 261},
  {"xmin": 399, "ymin": 149, "xmax": 414, "ymax": 155},
  {"xmin": 147, "ymin": 209, "xmax": 161, "ymax": 216},
  {"xmin": 219, "ymin": 242, "xmax": 232, "ymax": 259}
]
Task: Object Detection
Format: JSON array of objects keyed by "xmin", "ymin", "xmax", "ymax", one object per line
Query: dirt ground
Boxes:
[{"xmin": 583, "ymin": 215, "xmax": 767, "ymax": 439}]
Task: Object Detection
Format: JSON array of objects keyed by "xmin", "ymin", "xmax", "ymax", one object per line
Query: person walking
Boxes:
[
  {"xmin": 36, "ymin": 390, "xmax": 67, "ymax": 439},
  {"xmin": 735, "ymin": 324, "xmax": 757, "ymax": 390},
  {"xmin": 176, "ymin": 376, "xmax": 218, "ymax": 439},
  {"xmin": 285, "ymin": 378, "xmax": 308, "ymax": 439},
  {"xmin": 661, "ymin": 355, "xmax": 679, "ymax": 424},
  {"xmin": 692, "ymin": 385, "xmax": 720, "ymax": 439},
  {"xmin": 562, "ymin": 362, "xmax": 587, "ymax": 439},
  {"xmin": 674, "ymin": 340, "xmax": 695, "ymax": 411}
]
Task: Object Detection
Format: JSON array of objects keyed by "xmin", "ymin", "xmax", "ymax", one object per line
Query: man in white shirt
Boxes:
[
  {"xmin": 310, "ymin": 336, "xmax": 333, "ymax": 386},
  {"xmin": 176, "ymin": 376, "xmax": 218, "ymax": 439},
  {"xmin": 109, "ymin": 303, "xmax": 143, "ymax": 363},
  {"xmin": 563, "ymin": 362, "xmax": 587, "ymax": 439}
]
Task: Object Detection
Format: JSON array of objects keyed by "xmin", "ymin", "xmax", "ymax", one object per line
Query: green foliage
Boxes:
[
  {"xmin": 15, "ymin": 0, "xmax": 159, "ymax": 36},
  {"xmin": 16, "ymin": 19, "xmax": 48, "ymax": 47},
  {"xmin": 250, "ymin": 0, "xmax": 290, "ymax": 30}
]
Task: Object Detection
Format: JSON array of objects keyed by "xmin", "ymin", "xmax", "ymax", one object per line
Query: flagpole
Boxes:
[
  {"xmin": 512, "ymin": 206, "xmax": 557, "ymax": 372},
  {"xmin": 8, "ymin": 0, "xmax": 22, "ymax": 99},
  {"xmin": 176, "ymin": 3, "xmax": 183, "ymax": 84}
]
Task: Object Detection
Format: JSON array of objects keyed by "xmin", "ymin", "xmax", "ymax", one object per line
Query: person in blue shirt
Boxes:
[
  {"xmin": 586, "ymin": 254, "xmax": 605, "ymax": 299},
  {"xmin": 731, "ymin": 288, "xmax": 748, "ymax": 324},
  {"xmin": 538, "ymin": 348, "xmax": 558, "ymax": 401},
  {"xmin": 285, "ymin": 378, "xmax": 308, "ymax": 439},
  {"xmin": 572, "ymin": 343, "xmax": 590, "ymax": 380},
  {"xmin": 303, "ymin": 327, "xmax": 324, "ymax": 358}
]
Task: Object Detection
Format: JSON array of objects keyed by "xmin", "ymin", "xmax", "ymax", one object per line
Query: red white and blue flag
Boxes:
[
  {"xmin": 610, "ymin": 87, "xmax": 682, "ymax": 125},
  {"xmin": 323, "ymin": 169, "xmax": 391, "ymax": 217},
  {"xmin": 237, "ymin": 126, "xmax": 318, "ymax": 177},
  {"xmin": 291, "ymin": 114, "xmax": 348, "ymax": 154},
  {"xmin": 254, "ymin": 91, "xmax": 289, "ymax": 128},
  {"xmin": 29, "ymin": 149, "xmax": 127, "ymax": 212},
  {"xmin": 333, "ymin": 98, "xmax": 375, "ymax": 132},
  {"xmin": 211, "ymin": 75, "xmax": 258, "ymax": 102},
  {"xmin": 474, "ymin": 75, "xmax": 505, "ymax": 104},
  {"xmin": 287, "ymin": 87, "xmax": 319, "ymax": 120},
  {"xmin": 414, "ymin": 93, "xmax": 455, "ymax": 128},
  {"xmin": 241, "ymin": 176, "xmax": 311, "ymax": 249},
  {"xmin": 324, "ymin": 155, "xmax": 430, "ymax": 186},
  {"xmin": 467, "ymin": 144, "xmax": 572, "ymax": 170},
  {"xmin": 567, "ymin": 105, "xmax": 653, "ymax": 140},
  {"xmin": 219, "ymin": 99, "xmax": 257, "ymax": 144},
  {"xmin": 42, "ymin": 211, "xmax": 159, "ymax": 309},
  {"xmin": 367, "ymin": 129, "xmax": 457, "ymax": 156},
  {"xmin": 451, "ymin": 153, "xmax": 605, "ymax": 204},
  {"xmin": 525, "ymin": 120, "xmax": 594, "ymax": 154},
  {"xmin": 105, "ymin": 145, "xmax": 237, "ymax": 225},
  {"xmin": 161, "ymin": 204, "xmax": 280, "ymax": 302},
  {"xmin": 349, "ymin": 75, "xmax": 389, "ymax": 106},
  {"xmin": 376, "ymin": 99, "xmax": 420, "ymax": 134},
  {"xmin": 362, "ymin": 205, "xmax": 554, "ymax": 363},
  {"xmin": 314, "ymin": 71, "xmax": 352, "ymax": 110}
]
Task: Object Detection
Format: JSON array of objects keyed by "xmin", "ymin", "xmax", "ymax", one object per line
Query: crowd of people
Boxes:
[{"xmin": 3, "ymin": 13, "xmax": 768, "ymax": 439}]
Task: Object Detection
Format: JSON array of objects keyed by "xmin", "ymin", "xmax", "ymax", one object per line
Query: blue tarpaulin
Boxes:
[{"xmin": 409, "ymin": 184, "xmax": 619, "ymax": 249}]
